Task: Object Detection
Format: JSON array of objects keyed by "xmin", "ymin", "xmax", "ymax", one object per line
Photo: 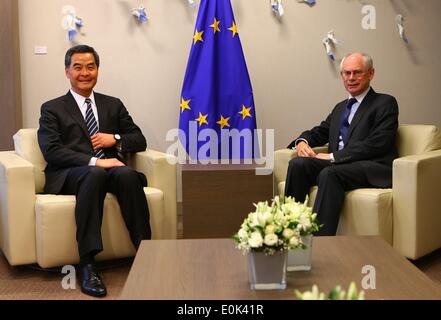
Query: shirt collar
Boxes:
[
  {"xmin": 70, "ymin": 89, "xmax": 96, "ymax": 108},
  {"xmin": 349, "ymin": 86, "xmax": 371, "ymax": 104}
]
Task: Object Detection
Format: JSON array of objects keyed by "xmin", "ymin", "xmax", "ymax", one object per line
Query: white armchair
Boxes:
[
  {"xmin": 274, "ymin": 125, "xmax": 441, "ymax": 260},
  {"xmin": 0, "ymin": 129, "xmax": 177, "ymax": 268}
]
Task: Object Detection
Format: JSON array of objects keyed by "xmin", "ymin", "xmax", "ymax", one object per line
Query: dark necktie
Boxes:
[
  {"xmin": 85, "ymin": 98, "xmax": 105, "ymax": 159},
  {"xmin": 339, "ymin": 98, "xmax": 358, "ymax": 147}
]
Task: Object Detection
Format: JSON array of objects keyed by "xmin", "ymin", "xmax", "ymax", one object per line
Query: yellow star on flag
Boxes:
[
  {"xmin": 228, "ymin": 22, "xmax": 238, "ymax": 37},
  {"xmin": 238, "ymin": 105, "xmax": 252, "ymax": 120},
  {"xmin": 180, "ymin": 98, "xmax": 191, "ymax": 113},
  {"xmin": 195, "ymin": 112, "xmax": 209, "ymax": 127},
  {"xmin": 193, "ymin": 29, "xmax": 204, "ymax": 45},
  {"xmin": 216, "ymin": 115, "xmax": 231, "ymax": 129},
  {"xmin": 210, "ymin": 18, "xmax": 221, "ymax": 34}
]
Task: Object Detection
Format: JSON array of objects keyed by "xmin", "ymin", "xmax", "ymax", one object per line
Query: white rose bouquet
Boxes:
[
  {"xmin": 233, "ymin": 196, "xmax": 321, "ymax": 255},
  {"xmin": 273, "ymin": 196, "xmax": 321, "ymax": 236}
]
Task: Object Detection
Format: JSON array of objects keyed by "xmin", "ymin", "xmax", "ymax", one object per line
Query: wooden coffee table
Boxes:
[{"xmin": 120, "ymin": 236, "xmax": 441, "ymax": 300}]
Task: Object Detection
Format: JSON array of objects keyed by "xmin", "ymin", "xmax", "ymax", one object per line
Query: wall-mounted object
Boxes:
[
  {"xmin": 271, "ymin": 0, "xmax": 284, "ymax": 18},
  {"xmin": 395, "ymin": 14, "xmax": 409, "ymax": 44},
  {"xmin": 61, "ymin": 5, "xmax": 84, "ymax": 42},
  {"xmin": 132, "ymin": 5, "xmax": 148, "ymax": 23},
  {"xmin": 188, "ymin": 0, "xmax": 196, "ymax": 8},
  {"xmin": 297, "ymin": 0, "xmax": 316, "ymax": 6},
  {"xmin": 34, "ymin": 46, "xmax": 48, "ymax": 55},
  {"xmin": 322, "ymin": 30, "xmax": 339, "ymax": 61}
]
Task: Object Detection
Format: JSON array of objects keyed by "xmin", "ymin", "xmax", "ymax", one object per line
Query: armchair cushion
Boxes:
[
  {"xmin": 309, "ymin": 187, "xmax": 393, "ymax": 244},
  {"xmin": 35, "ymin": 187, "xmax": 164, "ymax": 268},
  {"xmin": 396, "ymin": 124, "xmax": 441, "ymax": 157},
  {"xmin": 278, "ymin": 183, "xmax": 393, "ymax": 244}
]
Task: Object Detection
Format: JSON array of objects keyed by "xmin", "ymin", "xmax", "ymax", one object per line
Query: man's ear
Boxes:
[{"xmin": 369, "ymin": 68, "xmax": 375, "ymax": 80}]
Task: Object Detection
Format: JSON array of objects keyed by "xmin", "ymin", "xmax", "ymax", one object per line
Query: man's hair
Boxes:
[
  {"xmin": 64, "ymin": 45, "xmax": 100, "ymax": 68},
  {"xmin": 340, "ymin": 53, "xmax": 373, "ymax": 71}
]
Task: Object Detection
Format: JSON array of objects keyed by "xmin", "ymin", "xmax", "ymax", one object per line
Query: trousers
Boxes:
[
  {"xmin": 61, "ymin": 166, "xmax": 151, "ymax": 257},
  {"xmin": 284, "ymin": 157, "xmax": 373, "ymax": 236}
]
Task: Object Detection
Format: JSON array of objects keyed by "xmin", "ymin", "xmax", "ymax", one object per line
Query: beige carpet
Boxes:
[
  {"xmin": 0, "ymin": 205, "xmax": 185, "ymax": 300},
  {"xmin": 0, "ymin": 252, "xmax": 132, "ymax": 300}
]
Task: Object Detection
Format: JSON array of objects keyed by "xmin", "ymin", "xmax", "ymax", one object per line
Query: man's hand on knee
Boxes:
[
  {"xmin": 296, "ymin": 141, "xmax": 317, "ymax": 158},
  {"xmin": 96, "ymin": 158, "xmax": 125, "ymax": 168}
]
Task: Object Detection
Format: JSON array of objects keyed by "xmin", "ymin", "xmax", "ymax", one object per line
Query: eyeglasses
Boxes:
[{"xmin": 341, "ymin": 70, "xmax": 367, "ymax": 79}]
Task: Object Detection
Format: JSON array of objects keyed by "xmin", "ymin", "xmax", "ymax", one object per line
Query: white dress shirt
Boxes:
[{"xmin": 70, "ymin": 89, "xmax": 99, "ymax": 166}]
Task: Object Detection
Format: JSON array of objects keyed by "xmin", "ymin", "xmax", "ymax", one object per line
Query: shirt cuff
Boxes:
[
  {"xmin": 330, "ymin": 153, "xmax": 335, "ymax": 163},
  {"xmin": 293, "ymin": 138, "xmax": 308, "ymax": 150},
  {"xmin": 88, "ymin": 157, "xmax": 98, "ymax": 166}
]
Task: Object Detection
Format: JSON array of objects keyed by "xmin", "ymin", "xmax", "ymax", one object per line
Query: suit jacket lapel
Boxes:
[
  {"xmin": 347, "ymin": 88, "xmax": 377, "ymax": 142},
  {"xmin": 63, "ymin": 91, "xmax": 89, "ymax": 138},
  {"xmin": 94, "ymin": 93, "xmax": 108, "ymax": 133}
]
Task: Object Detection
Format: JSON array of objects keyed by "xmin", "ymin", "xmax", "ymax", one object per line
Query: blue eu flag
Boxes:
[{"xmin": 179, "ymin": 0, "xmax": 258, "ymax": 160}]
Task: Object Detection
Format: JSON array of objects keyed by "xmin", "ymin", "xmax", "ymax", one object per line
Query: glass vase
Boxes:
[
  {"xmin": 287, "ymin": 235, "xmax": 313, "ymax": 271},
  {"xmin": 248, "ymin": 250, "xmax": 287, "ymax": 290}
]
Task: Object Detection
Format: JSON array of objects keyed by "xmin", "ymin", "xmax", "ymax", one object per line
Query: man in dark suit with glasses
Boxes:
[{"xmin": 285, "ymin": 52, "xmax": 399, "ymax": 236}]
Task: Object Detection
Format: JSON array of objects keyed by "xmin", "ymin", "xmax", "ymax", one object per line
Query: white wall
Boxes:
[{"xmin": 19, "ymin": 0, "xmax": 441, "ymax": 151}]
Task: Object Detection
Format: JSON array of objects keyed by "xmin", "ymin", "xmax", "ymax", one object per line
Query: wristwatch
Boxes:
[{"xmin": 114, "ymin": 134, "xmax": 122, "ymax": 152}]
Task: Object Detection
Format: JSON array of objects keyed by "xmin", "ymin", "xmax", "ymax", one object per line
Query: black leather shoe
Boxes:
[{"xmin": 79, "ymin": 264, "xmax": 107, "ymax": 297}]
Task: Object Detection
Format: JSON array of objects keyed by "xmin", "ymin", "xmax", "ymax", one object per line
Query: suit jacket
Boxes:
[
  {"xmin": 287, "ymin": 88, "xmax": 399, "ymax": 188},
  {"xmin": 38, "ymin": 91, "xmax": 147, "ymax": 194}
]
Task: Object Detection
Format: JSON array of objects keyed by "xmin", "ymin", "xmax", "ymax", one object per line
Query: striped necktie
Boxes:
[{"xmin": 85, "ymin": 98, "xmax": 105, "ymax": 159}]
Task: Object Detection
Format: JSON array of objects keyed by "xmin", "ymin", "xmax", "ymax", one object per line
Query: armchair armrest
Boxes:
[
  {"xmin": 130, "ymin": 150, "xmax": 177, "ymax": 239},
  {"xmin": 393, "ymin": 149, "xmax": 441, "ymax": 259},
  {"xmin": 0, "ymin": 151, "xmax": 37, "ymax": 265},
  {"xmin": 274, "ymin": 149, "xmax": 297, "ymax": 189},
  {"xmin": 274, "ymin": 146, "xmax": 329, "ymax": 192}
]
